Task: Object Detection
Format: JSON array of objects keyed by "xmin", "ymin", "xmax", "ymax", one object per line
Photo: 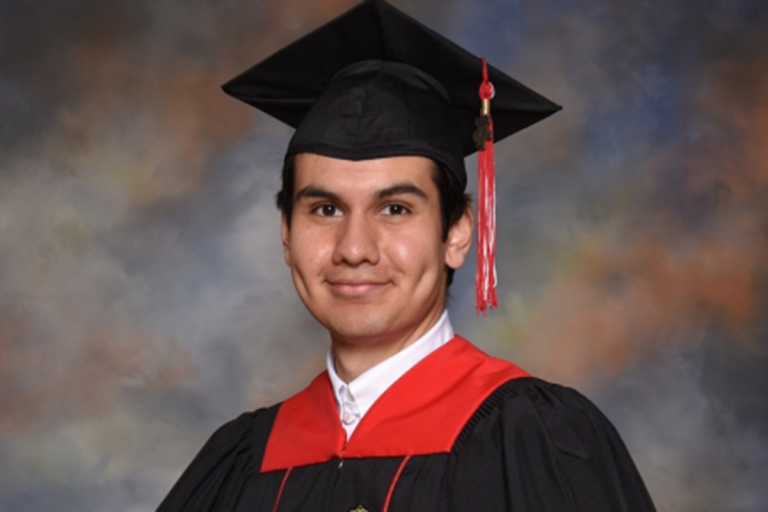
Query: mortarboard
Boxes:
[{"xmin": 222, "ymin": 0, "xmax": 560, "ymax": 313}]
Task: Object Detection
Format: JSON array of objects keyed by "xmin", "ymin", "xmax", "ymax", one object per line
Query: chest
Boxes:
[{"xmin": 237, "ymin": 453, "xmax": 452, "ymax": 512}]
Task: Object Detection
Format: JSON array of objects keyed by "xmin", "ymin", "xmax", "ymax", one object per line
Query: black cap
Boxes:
[{"xmin": 222, "ymin": 0, "xmax": 560, "ymax": 190}]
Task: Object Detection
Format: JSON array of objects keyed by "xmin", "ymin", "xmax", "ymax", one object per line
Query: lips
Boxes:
[{"xmin": 326, "ymin": 279, "xmax": 390, "ymax": 297}]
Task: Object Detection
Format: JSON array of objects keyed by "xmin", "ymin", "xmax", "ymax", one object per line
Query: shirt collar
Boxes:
[{"xmin": 327, "ymin": 310, "xmax": 454, "ymax": 434}]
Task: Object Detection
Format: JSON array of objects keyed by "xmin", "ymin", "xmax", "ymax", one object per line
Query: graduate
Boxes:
[{"xmin": 158, "ymin": 1, "xmax": 656, "ymax": 510}]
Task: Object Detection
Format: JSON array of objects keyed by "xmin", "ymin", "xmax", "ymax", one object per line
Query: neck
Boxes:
[{"xmin": 331, "ymin": 308, "xmax": 444, "ymax": 382}]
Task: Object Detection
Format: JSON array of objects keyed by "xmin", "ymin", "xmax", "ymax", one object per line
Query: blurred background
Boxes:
[{"xmin": 1, "ymin": 0, "xmax": 767, "ymax": 510}]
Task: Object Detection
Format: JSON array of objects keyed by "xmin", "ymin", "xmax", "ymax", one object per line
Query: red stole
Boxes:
[{"xmin": 261, "ymin": 336, "xmax": 529, "ymax": 472}]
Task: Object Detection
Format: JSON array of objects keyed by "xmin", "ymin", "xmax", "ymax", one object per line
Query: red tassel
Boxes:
[{"xmin": 475, "ymin": 58, "xmax": 497, "ymax": 315}]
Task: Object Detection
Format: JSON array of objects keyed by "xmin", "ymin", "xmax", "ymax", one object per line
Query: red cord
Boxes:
[
  {"xmin": 272, "ymin": 466, "xmax": 293, "ymax": 512},
  {"xmin": 383, "ymin": 455, "xmax": 411, "ymax": 512}
]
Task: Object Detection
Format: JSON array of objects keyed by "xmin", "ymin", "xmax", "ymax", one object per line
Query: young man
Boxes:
[{"xmin": 159, "ymin": 1, "xmax": 656, "ymax": 511}]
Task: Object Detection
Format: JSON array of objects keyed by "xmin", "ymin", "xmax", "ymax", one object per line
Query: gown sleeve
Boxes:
[
  {"xmin": 157, "ymin": 405, "xmax": 279, "ymax": 512},
  {"xmin": 448, "ymin": 378, "xmax": 656, "ymax": 512}
]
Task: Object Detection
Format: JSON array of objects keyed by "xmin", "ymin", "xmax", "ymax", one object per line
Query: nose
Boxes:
[{"xmin": 332, "ymin": 212, "xmax": 380, "ymax": 266}]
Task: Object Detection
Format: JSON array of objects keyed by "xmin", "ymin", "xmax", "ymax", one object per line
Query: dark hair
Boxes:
[{"xmin": 276, "ymin": 155, "xmax": 471, "ymax": 288}]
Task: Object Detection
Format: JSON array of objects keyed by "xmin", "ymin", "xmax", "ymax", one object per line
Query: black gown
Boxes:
[{"xmin": 158, "ymin": 337, "xmax": 655, "ymax": 512}]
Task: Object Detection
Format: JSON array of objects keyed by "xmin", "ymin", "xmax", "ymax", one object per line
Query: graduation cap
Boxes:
[{"xmin": 222, "ymin": 0, "xmax": 560, "ymax": 313}]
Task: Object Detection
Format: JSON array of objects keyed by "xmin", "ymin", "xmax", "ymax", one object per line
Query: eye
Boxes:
[
  {"xmin": 312, "ymin": 204, "xmax": 342, "ymax": 217},
  {"xmin": 381, "ymin": 203, "xmax": 409, "ymax": 216}
]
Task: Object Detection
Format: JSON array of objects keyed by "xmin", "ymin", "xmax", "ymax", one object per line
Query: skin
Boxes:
[{"xmin": 282, "ymin": 153, "xmax": 473, "ymax": 382}]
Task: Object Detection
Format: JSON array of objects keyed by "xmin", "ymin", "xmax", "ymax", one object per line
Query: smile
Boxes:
[{"xmin": 327, "ymin": 280, "xmax": 389, "ymax": 297}]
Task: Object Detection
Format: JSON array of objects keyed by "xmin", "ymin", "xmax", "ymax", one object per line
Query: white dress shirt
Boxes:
[{"xmin": 326, "ymin": 310, "xmax": 455, "ymax": 439}]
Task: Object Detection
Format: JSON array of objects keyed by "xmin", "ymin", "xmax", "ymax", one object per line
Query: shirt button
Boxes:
[{"xmin": 342, "ymin": 410, "xmax": 352, "ymax": 423}]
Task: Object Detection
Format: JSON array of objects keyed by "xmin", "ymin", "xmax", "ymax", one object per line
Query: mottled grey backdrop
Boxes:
[{"xmin": 1, "ymin": 0, "xmax": 767, "ymax": 510}]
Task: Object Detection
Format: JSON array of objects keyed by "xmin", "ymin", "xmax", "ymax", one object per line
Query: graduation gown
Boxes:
[{"xmin": 158, "ymin": 336, "xmax": 655, "ymax": 511}]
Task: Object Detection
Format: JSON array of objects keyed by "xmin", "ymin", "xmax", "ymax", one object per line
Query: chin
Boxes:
[{"xmin": 320, "ymin": 306, "xmax": 395, "ymax": 343}]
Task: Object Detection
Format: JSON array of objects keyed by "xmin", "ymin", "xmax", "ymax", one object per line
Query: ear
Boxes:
[
  {"xmin": 281, "ymin": 212, "xmax": 292, "ymax": 266},
  {"xmin": 444, "ymin": 207, "xmax": 473, "ymax": 270}
]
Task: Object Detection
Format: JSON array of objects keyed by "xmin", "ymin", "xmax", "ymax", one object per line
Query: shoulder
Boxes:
[
  {"xmin": 442, "ymin": 339, "xmax": 614, "ymax": 451},
  {"xmin": 457, "ymin": 376, "xmax": 623, "ymax": 455},
  {"xmin": 449, "ymin": 376, "xmax": 656, "ymax": 511},
  {"xmin": 158, "ymin": 404, "xmax": 281, "ymax": 512},
  {"xmin": 208, "ymin": 405, "xmax": 281, "ymax": 449}
]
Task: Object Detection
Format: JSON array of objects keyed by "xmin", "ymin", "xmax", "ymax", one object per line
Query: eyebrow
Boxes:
[
  {"xmin": 374, "ymin": 183, "xmax": 428, "ymax": 201},
  {"xmin": 295, "ymin": 183, "xmax": 428, "ymax": 202},
  {"xmin": 295, "ymin": 186, "xmax": 341, "ymax": 203}
]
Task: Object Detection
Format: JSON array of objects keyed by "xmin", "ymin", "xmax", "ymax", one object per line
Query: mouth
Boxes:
[{"xmin": 326, "ymin": 280, "xmax": 389, "ymax": 297}]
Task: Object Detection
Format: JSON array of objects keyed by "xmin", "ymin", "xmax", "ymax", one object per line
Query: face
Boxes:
[{"xmin": 281, "ymin": 153, "xmax": 472, "ymax": 348}]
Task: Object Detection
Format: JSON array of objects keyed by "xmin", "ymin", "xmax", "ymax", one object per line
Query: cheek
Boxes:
[
  {"xmin": 289, "ymin": 227, "xmax": 335, "ymax": 273},
  {"xmin": 383, "ymin": 226, "xmax": 444, "ymax": 277}
]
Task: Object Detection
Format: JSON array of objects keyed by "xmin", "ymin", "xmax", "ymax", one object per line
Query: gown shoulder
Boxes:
[
  {"xmin": 449, "ymin": 376, "xmax": 656, "ymax": 511},
  {"xmin": 157, "ymin": 405, "xmax": 279, "ymax": 512}
]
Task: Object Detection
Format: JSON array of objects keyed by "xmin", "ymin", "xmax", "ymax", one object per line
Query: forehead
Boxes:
[{"xmin": 293, "ymin": 153, "xmax": 438, "ymax": 194}]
